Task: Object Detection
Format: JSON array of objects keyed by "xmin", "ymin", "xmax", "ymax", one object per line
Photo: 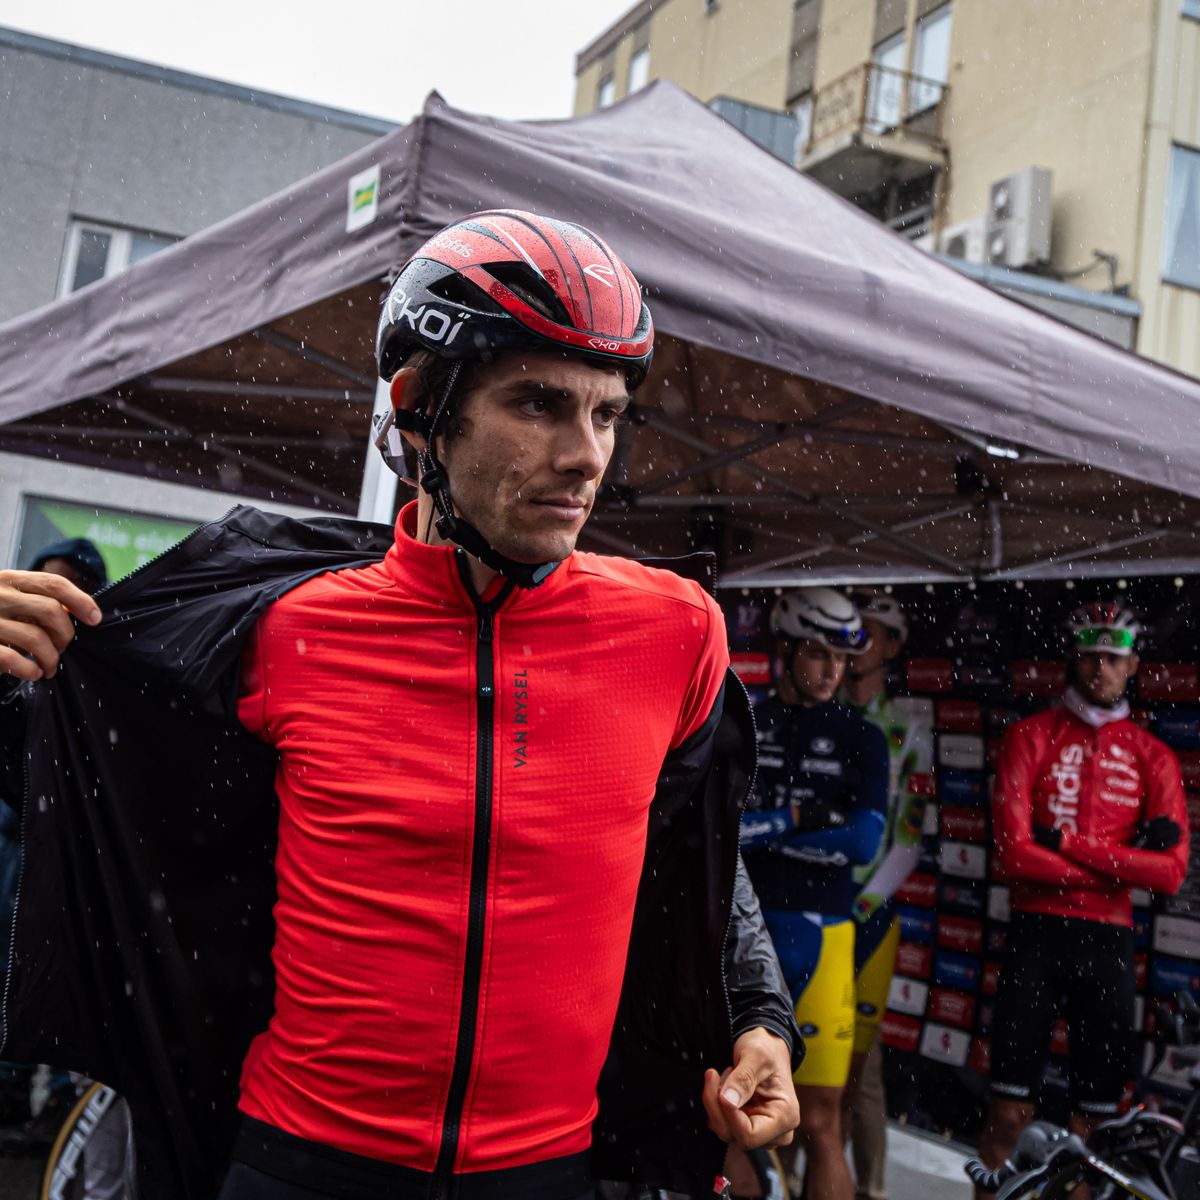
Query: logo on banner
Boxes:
[
  {"xmin": 1153, "ymin": 917, "xmax": 1200, "ymax": 962},
  {"xmin": 937, "ymin": 700, "xmax": 983, "ymax": 732},
  {"xmin": 934, "ymin": 950, "xmax": 981, "ymax": 993},
  {"xmin": 1150, "ymin": 955, "xmax": 1200, "ymax": 996},
  {"xmin": 939, "ymin": 840, "xmax": 988, "ymax": 881},
  {"xmin": 938, "ymin": 734, "xmax": 986, "ymax": 770},
  {"xmin": 346, "ymin": 164, "xmax": 381, "ymax": 232},
  {"xmin": 938, "ymin": 915, "xmax": 984, "ymax": 956},
  {"xmin": 898, "ymin": 905, "xmax": 934, "ymax": 945},
  {"xmin": 881, "ymin": 1012, "xmax": 922, "ymax": 1052},
  {"xmin": 1138, "ymin": 662, "xmax": 1200, "ymax": 702},
  {"xmin": 919, "ymin": 1022, "xmax": 970, "ymax": 1067},
  {"xmin": 941, "ymin": 806, "xmax": 987, "ymax": 842},
  {"xmin": 929, "ymin": 987, "xmax": 976, "ymax": 1030},
  {"xmin": 896, "ymin": 873, "xmax": 938, "ymax": 907},
  {"xmin": 939, "ymin": 879, "xmax": 986, "ymax": 917},
  {"xmin": 906, "ymin": 659, "xmax": 954, "ymax": 694},
  {"xmin": 887, "ymin": 976, "xmax": 929, "ymax": 1017},
  {"xmin": 982, "ymin": 961, "xmax": 1000, "ymax": 996},
  {"xmin": 895, "ymin": 942, "xmax": 932, "ymax": 979},
  {"xmin": 1011, "ymin": 660, "xmax": 1067, "ymax": 696}
]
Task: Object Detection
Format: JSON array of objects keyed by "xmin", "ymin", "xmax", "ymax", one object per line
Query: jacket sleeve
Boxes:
[
  {"xmin": 1058, "ymin": 741, "xmax": 1190, "ymax": 894},
  {"xmin": 725, "ymin": 853, "xmax": 802, "ymax": 1065},
  {"xmin": 992, "ymin": 721, "xmax": 1108, "ymax": 887}
]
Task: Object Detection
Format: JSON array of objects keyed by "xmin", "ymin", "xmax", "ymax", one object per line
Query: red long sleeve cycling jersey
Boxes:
[
  {"xmin": 234, "ymin": 503, "xmax": 729, "ymax": 1177},
  {"xmin": 992, "ymin": 705, "xmax": 1189, "ymax": 926}
]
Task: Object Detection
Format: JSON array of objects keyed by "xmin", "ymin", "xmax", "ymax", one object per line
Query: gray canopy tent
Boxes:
[{"xmin": 2, "ymin": 83, "xmax": 1199, "ymax": 584}]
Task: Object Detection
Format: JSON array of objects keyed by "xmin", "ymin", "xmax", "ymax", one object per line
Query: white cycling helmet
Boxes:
[
  {"xmin": 1066, "ymin": 600, "xmax": 1141, "ymax": 657},
  {"xmin": 850, "ymin": 590, "xmax": 908, "ymax": 643},
  {"xmin": 770, "ymin": 587, "xmax": 871, "ymax": 654}
]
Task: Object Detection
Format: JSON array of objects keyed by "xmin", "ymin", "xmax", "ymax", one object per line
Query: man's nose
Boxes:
[{"xmin": 555, "ymin": 416, "xmax": 607, "ymax": 477}]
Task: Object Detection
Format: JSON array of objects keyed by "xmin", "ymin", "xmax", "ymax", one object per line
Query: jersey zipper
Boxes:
[{"xmin": 432, "ymin": 563, "xmax": 514, "ymax": 1198}]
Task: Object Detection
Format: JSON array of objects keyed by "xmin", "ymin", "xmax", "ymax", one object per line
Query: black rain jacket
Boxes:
[{"xmin": 0, "ymin": 507, "xmax": 798, "ymax": 1199}]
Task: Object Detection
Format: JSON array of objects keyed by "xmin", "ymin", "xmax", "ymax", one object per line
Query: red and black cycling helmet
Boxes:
[
  {"xmin": 376, "ymin": 209, "xmax": 654, "ymax": 386},
  {"xmin": 373, "ymin": 210, "xmax": 654, "ymax": 590}
]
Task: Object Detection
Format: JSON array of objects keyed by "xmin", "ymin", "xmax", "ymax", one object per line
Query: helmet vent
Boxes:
[{"xmin": 485, "ymin": 262, "xmax": 573, "ymax": 327}]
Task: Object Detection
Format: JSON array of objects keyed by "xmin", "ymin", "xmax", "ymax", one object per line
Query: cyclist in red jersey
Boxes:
[
  {"xmin": 0, "ymin": 212, "xmax": 800, "ymax": 1200},
  {"xmin": 977, "ymin": 600, "xmax": 1189, "ymax": 1194}
]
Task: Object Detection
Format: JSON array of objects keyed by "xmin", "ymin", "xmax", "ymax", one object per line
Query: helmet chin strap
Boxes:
[{"xmin": 414, "ymin": 363, "xmax": 560, "ymax": 590}]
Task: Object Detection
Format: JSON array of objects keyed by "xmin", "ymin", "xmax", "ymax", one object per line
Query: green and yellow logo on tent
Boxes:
[{"xmin": 352, "ymin": 181, "xmax": 376, "ymax": 213}]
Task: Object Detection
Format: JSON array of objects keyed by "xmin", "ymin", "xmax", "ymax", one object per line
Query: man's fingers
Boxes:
[
  {"xmin": 0, "ymin": 617, "xmax": 61, "ymax": 678},
  {"xmin": 0, "ymin": 645, "xmax": 45, "ymax": 683},
  {"xmin": 0, "ymin": 570, "xmax": 102, "ymax": 629},
  {"xmin": 0, "ymin": 571, "xmax": 101, "ymax": 681},
  {"xmin": 702, "ymin": 1068, "xmax": 733, "ymax": 1140}
]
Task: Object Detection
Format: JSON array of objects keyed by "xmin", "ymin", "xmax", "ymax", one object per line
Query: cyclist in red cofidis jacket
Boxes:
[{"xmin": 977, "ymin": 600, "xmax": 1189, "ymax": 1194}]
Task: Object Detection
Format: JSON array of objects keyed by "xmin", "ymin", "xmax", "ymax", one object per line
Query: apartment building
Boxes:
[{"xmin": 574, "ymin": 0, "xmax": 1200, "ymax": 375}]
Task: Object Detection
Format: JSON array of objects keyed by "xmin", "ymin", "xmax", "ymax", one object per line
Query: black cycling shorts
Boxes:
[{"xmin": 989, "ymin": 911, "xmax": 1136, "ymax": 1116}]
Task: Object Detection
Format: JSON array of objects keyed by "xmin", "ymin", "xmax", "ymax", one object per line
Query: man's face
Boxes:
[
  {"xmin": 1072, "ymin": 650, "xmax": 1139, "ymax": 707},
  {"xmin": 849, "ymin": 618, "xmax": 892, "ymax": 675},
  {"xmin": 787, "ymin": 640, "xmax": 849, "ymax": 704},
  {"xmin": 438, "ymin": 353, "xmax": 629, "ymax": 565}
]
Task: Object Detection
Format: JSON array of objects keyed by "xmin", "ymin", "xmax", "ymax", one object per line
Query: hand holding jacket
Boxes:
[{"xmin": 0, "ymin": 569, "xmax": 101, "ymax": 683}]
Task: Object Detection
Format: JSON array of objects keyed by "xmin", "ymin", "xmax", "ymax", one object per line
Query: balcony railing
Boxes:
[{"xmin": 799, "ymin": 61, "xmax": 947, "ymax": 162}]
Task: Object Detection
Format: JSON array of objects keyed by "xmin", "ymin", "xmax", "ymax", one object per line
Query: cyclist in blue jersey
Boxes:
[{"xmin": 738, "ymin": 588, "xmax": 889, "ymax": 1200}]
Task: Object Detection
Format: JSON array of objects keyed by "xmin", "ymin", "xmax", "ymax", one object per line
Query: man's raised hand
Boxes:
[{"xmin": 0, "ymin": 570, "xmax": 101, "ymax": 682}]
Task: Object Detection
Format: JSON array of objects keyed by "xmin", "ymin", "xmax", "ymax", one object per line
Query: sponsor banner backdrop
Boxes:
[{"xmin": 919, "ymin": 1022, "xmax": 971, "ymax": 1067}]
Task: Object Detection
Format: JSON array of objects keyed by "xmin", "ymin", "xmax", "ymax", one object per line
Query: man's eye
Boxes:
[
  {"xmin": 520, "ymin": 397, "xmax": 550, "ymax": 415},
  {"xmin": 595, "ymin": 408, "xmax": 625, "ymax": 429}
]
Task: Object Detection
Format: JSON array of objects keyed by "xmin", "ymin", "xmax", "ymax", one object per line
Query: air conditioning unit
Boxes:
[
  {"xmin": 939, "ymin": 216, "xmax": 986, "ymax": 263},
  {"xmin": 985, "ymin": 166, "xmax": 1052, "ymax": 269}
]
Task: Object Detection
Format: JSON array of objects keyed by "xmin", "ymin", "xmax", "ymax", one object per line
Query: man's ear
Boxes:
[
  {"xmin": 1127, "ymin": 652, "xmax": 1140, "ymax": 677},
  {"xmin": 390, "ymin": 367, "xmax": 428, "ymax": 453}
]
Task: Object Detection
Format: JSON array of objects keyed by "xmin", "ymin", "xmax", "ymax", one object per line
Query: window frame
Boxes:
[
  {"xmin": 1163, "ymin": 142, "xmax": 1200, "ymax": 293},
  {"xmin": 627, "ymin": 46, "xmax": 651, "ymax": 93},
  {"xmin": 909, "ymin": 3, "xmax": 952, "ymax": 116},
  {"xmin": 1184, "ymin": 0, "xmax": 1200, "ymax": 21},
  {"xmin": 58, "ymin": 219, "xmax": 177, "ymax": 297}
]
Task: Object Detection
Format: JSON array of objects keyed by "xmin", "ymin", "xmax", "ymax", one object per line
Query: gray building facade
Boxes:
[{"xmin": 0, "ymin": 26, "xmax": 395, "ymax": 322}]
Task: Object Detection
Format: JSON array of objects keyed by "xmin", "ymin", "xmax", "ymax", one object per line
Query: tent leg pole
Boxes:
[{"xmin": 358, "ymin": 376, "xmax": 398, "ymax": 523}]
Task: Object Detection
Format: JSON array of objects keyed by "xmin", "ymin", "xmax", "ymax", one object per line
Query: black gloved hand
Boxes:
[
  {"xmin": 1032, "ymin": 822, "xmax": 1062, "ymax": 852},
  {"xmin": 792, "ymin": 801, "xmax": 848, "ymax": 834},
  {"xmin": 1131, "ymin": 816, "xmax": 1182, "ymax": 852}
]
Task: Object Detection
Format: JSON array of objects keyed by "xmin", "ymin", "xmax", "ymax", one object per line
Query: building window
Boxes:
[
  {"xmin": 597, "ymin": 74, "xmax": 616, "ymax": 108},
  {"xmin": 1164, "ymin": 144, "xmax": 1200, "ymax": 291},
  {"xmin": 867, "ymin": 31, "xmax": 906, "ymax": 131},
  {"xmin": 1184, "ymin": 0, "xmax": 1200, "ymax": 20},
  {"xmin": 705, "ymin": 0, "xmax": 719, "ymax": 12},
  {"xmin": 628, "ymin": 47, "xmax": 650, "ymax": 93},
  {"xmin": 792, "ymin": 94, "xmax": 814, "ymax": 160},
  {"xmin": 59, "ymin": 220, "xmax": 177, "ymax": 296},
  {"xmin": 909, "ymin": 4, "xmax": 952, "ymax": 114}
]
